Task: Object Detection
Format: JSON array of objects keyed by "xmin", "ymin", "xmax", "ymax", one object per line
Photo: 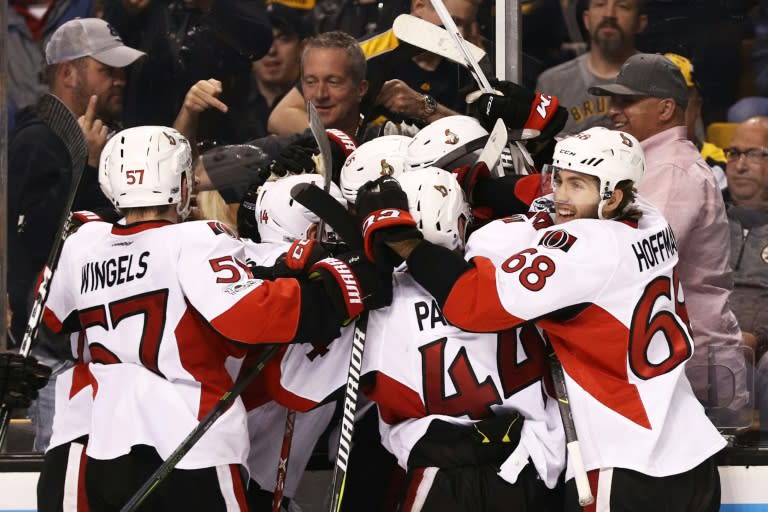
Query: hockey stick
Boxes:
[
  {"xmin": 121, "ymin": 344, "xmax": 282, "ymax": 512},
  {"xmin": 429, "ymin": 0, "xmax": 493, "ymax": 93},
  {"xmin": 307, "ymin": 101, "xmax": 334, "ymax": 236},
  {"xmin": 288, "ymin": 183, "xmax": 370, "ymax": 512},
  {"xmin": 475, "ymin": 118, "xmax": 509, "ymax": 177},
  {"xmin": 0, "ymin": 94, "xmax": 87, "ymax": 449},
  {"xmin": 273, "ymin": 111, "xmax": 334, "ymax": 509},
  {"xmin": 392, "ymin": 14, "xmax": 486, "ymax": 68},
  {"xmin": 548, "ymin": 350, "xmax": 594, "ymax": 507},
  {"xmin": 290, "ymin": 183, "xmax": 363, "ymax": 250}
]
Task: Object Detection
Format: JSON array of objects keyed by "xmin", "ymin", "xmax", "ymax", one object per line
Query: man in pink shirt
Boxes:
[{"xmin": 590, "ymin": 53, "xmax": 750, "ymax": 422}]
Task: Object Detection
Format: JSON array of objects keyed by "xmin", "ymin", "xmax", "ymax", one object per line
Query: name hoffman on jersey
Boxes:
[
  {"xmin": 631, "ymin": 225, "xmax": 678, "ymax": 272},
  {"xmin": 81, "ymin": 251, "xmax": 150, "ymax": 293}
]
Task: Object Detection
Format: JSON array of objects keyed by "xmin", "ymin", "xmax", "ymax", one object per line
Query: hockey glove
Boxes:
[
  {"xmin": 310, "ymin": 252, "xmax": 393, "ymax": 321},
  {"xmin": 237, "ymin": 178, "xmax": 269, "ymax": 242},
  {"xmin": 272, "ymin": 239, "xmax": 329, "ymax": 278},
  {"xmin": 355, "ymin": 177, "xmax": 423, "ymax": 268},
  {"xmin": 472, "ymin": 80, "xmax": 568, "ymax": 141},
  {"xmin": 0, "ymin": 353, "xmax": 51, "ymax": 409},
  {"xmin": 325, "ymin": 129, "xmax": 358, "ymax": 183},
  {"xmin": 271, "ymin": 136, "xmax": 319, "ymax": 176},
  {"xmin": 452, "ymin": 162, "xmax": 492, "ymax": 204}
]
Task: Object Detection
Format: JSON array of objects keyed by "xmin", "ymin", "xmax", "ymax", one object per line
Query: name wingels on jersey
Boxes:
[
  {"xmin": 450, "ymin": 197, "xmax": 726, "ymax": 478},
  {"xmin": 41, "ymin": 219, "xmax": 305, "ymax": 469}
]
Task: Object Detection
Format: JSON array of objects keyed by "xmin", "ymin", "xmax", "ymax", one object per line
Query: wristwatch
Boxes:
[{"xmin": 422, "ymin": 94, "xmax": 437, "ymax": 120}]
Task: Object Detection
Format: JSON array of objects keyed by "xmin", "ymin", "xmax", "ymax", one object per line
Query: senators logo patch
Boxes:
[
  {"xmin": 538, "ymin": 229, "xmax": 578, "ymax": 252},
  {"xmin": 444, "ymin": 129, "xmax": 460, "ymax": 145}
]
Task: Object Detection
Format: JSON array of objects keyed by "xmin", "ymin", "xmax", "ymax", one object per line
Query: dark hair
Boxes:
[
  {"xmin": 44, "ymin": 56, "xmax": 88, "ymax": 86},
  {"xmin": 301, "ymin": 31, "xmax": 366, "ymax": 84},
  {"xmin": 612, "ymin": 179, "xmax": 642, "ymax": 221}
]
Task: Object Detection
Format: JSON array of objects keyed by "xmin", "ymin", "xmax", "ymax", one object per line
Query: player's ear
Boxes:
[
  {"xmin": 358, "ymin": 79, "xmax": 369, "ymax": 101},
  {"xmin": 603, "ymin": 188, "xmax": 624, "ymax": 217}
]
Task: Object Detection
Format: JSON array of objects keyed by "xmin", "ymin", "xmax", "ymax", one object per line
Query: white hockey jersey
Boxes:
[
  {"xmin": 451, "ymin": 197, "xmax": 726, "ymax": 478},
  {"xmin": 268, "ymin": 272, "xmax": 566, "ymax": 488},
  {"xmin": 43, "ymin": 219, "xmax": 305, "ymax": 469}
]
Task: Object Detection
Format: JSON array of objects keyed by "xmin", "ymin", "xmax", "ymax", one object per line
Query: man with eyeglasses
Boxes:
[
  {"xmin": 589, "ymin": 53, "xmax": 750, "ymax": 420},
  {"xmin": 724, "ymin": 118, "xmax": 768, "ymax": 438}
]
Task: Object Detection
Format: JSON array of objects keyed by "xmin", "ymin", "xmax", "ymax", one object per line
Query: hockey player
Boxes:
[
  {"xmin": 41, "ymin": 126, "xmax": 391, "ymax": 510},
  {"xmin": 358, "ymin": 127, "xmax": 725, "ymax": 510},
  {"xmin": 240, "ymin": 173, "xmax": 343, "ymax": 510},
  {"xmin": 267, "ymin": 168, "xmax": 566, "ymax": 511},
  {"xmin": 340, "ymin": 134, "xmax": 411, "ymax": 205}
]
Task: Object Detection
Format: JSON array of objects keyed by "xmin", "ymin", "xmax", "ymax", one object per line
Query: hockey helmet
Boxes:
[
  {"xmin": 550, "ymin": 127, "xmax": 645, "ymax": 217},
  {"xmin": 397, "ymin": 168, "xmax": 471, "ymax": 251},
  {"xmin": 340, "ymin": 135, "xmax": 411, "ymax": 204},
  {"xmin": 255, "ymin": 174, "xmax": 346, "ymax": 243},
  {"xmin": 99, "ymin": 126, "xmax": 193, "ymax": 219},
  {"xmin": 405, "ymin": 115, "xmax": 488, "ymax": 171}
]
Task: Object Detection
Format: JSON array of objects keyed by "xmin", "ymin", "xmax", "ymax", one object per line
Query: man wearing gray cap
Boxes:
[
  {"xmin": 590, "ymin": 53, "xmax": 751, "ymax": 424},
  {"xmin": 7, "ymin": 17, "xmax": 144, "ymax": 511}
]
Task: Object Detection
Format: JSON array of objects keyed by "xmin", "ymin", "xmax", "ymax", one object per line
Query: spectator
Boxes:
[
  {"xmin": 102, "ymin": 0, "xmax": 272, "ymax": 133},
  {"xmin": 8, "ymin": 18, "xmax": 144, "ymax": 450},
  {"xmin": 590, "ymin": 53, "xmax": 749, "ymax": 418},
  {"xmin": 196, "ymin": 31, "xmax": 405, "ymax": 206},
  {"xmin": 665, "ymin": 52, "xmax": 728, "ymax": 190},
  {"xmin": 267, "ymin": 0, "xmax": 478, "ymax": 135},
  {"xmin": 8, "ymin": 0, "xmax": 94, "ymax": 112},
  {"xmin": 173, "ymin": 2, "xmax": 313, "ymax": 144},
  {"xmin": 724, "ymin": 117, "xmax": 768, "ymax": 437},
  {"xmin": 535, "ymin": 0, "xmax": 647, "ymax": 134}
]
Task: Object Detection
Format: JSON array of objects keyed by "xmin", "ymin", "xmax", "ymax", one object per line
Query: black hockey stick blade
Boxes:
[
  {"xmin": 121, "ymin": 344, "xmax": 282, "ymax": 512},
  {"xmin": 0, "ymin": 94, "xmax": 88, "ymax": 449},
  {"xmin": 290, "ymin": 183, "xmax": 363, "ymax": 251}
]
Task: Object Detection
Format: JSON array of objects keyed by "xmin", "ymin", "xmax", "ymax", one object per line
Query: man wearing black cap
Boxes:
[{"xmin": 590, "ymin": 53, "xmax": 750, "ymax": 420}]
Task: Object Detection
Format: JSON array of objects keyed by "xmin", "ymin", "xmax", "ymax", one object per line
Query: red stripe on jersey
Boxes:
[
  {"xmin": 43, "ymin": 306, "xmax": 64, "ymax": 333},
  {"xmin": 229, "ymin": 464, "xmax": 249, "ymax": 511},
  {"xmin": 77, "ymin": 444, "xmax": 90, "ymax": 512},
  {"xmin": 541, "ymin": 305, "xmax": 651, "ymax": 429},
  {"xmin": 176, "ymin": 305, "xmax": 248, "ymax": 419},
  {"xmin": 211, "ymin": 278, "xmax": 302, "ymax": 344},
  {"xmin": 401, "ymin": 467, "xmax": 427, "ymax": 512},
  {"xmin": 70, "ymin": 363, "xmax": 94, "ymax": 400},
  {"xmin": 111, "ymin": 220, "xmax": 173, "ymax": 236},
  {"xmin": 262, "ymin": 354, "xmax": 320, "ymax": 413},
  {"xmin": 240, "ymin": 346, "xmax": 286, "ymax": 410},
  {"xmin": 443, "ymin": 257, "xmax": 526, "ymax": 332},
  {"xmin": 367, "ymin": 372, "xmax": 427, "ymax": 425}
]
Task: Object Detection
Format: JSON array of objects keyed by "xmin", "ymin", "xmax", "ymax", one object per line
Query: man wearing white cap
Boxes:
[{"xmin": 7, "ymin": 18, "xmax": 144, "ymax": 511}]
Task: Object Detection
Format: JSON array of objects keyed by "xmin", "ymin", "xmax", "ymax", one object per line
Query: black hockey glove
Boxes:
[
  {"xmin": 0, "ymin": 353, "xmax": 51, "ymax": 409},
  {"xmin": 237, "ymin": 179, "xmax": 268, "ymax": 242},
  {"xmin": 471, "ymin": 80, "xmax": 568, "ymax": 142},
  {"xmin": 310, "ymin": 252, "xmax": 393, "ymax": 321},
  {"xmin": 355, "ymin": 176, "xmax": 423, "ymax": 269},
  {"xmin": 270, "ymin": 136, "xmax": 319, "ymax": 176},
  {"xmin": 269, "ymin": 239, "xmax": 330, "ymax": 279}
]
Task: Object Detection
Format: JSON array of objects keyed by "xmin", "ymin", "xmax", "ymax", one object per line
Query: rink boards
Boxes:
[{"xmin": 0, "ymin": 465, "xmax": 767, "ymax": 510}]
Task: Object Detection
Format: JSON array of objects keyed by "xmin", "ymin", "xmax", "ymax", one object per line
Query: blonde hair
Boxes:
[{"xmin": 195, "ymin": 190, "xmax": 238, "ymax": 233}]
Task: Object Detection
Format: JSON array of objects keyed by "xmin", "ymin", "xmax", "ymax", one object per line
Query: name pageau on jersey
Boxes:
[
  {"xmin": 452, "ymin": 195, "xmax": 726, "ymax": 479},
  {"xmin": 42, "ymin": 219, "xmax": 305, "ymax": 470},
  {"xmin": 265, "ymin": 272, "xmax": 566, "ymax": 489}
]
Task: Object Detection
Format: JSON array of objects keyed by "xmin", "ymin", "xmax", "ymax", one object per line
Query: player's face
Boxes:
[
  {"xmin": 726, "ymin": 123, "xmax": 768, "ymax": 207},
  {"xmin": 301, "ymin": 48, "xmax": 368, "ymax": 132},
  {"xmin": 552, "ymin": 169, "xmax": 600, "ymax": 224},
  {"xmin": 253, "ymin": 28, "xmax": 303, "ymax": 87},
  {"xmin": 584, "ymin": 0, "xmax": 646, "ymax": 53},
  {"xmin": 608, "ymin": 95, "xmax": 665, "ymax": 142},
  {"xmin": 73, "ymin": 57, "xmax": 127, "ymax": 122}
]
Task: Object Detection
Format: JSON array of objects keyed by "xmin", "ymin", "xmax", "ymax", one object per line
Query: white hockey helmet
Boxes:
[
  {"xmin": 340, "ymin": 135, "xmax": 411, "ymax": 204},
  {"xmin": 397, "ymin": 168, "xmax": 471, "ymax": 251},
  {"xmin": 550, "ymin": 127, "xmax": 645, "ymax": 218},
  {"xmin": 99, "ymin": 126, "xmax": 193, "ymax": 219},
  {"xmin": 405, "ymin": 115, "xmax": 488, "ymax": 171},
  {"xmin": 255, "ymin": 174, "xmax": 346, "ymax": 243}
]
